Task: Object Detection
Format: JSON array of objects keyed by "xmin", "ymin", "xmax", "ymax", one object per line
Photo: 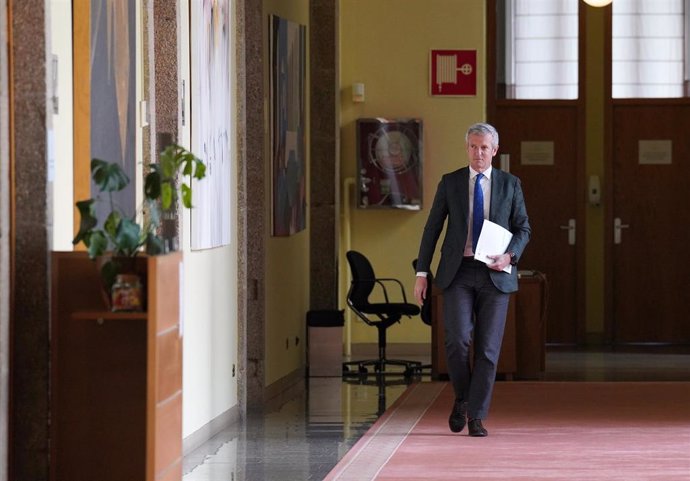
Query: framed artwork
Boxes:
[
  {"xmin": 430, "ymin": 49, "xmax": 477, "ymax": 96},
  {"xmin": 356, "ymin": 118, "xmax": 423, "ymax": 210},
  {"xmin": 269, "ymin": 15, "xmax": 307, "ymax": 236},
  {"xmin": 190, "ymin": 0, "xmax": 233, "ymax": 250}
]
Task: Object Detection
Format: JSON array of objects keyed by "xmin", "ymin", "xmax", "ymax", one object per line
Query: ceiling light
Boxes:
[{"xmin": 583, "ymin": 0, "xmax": 613, "ymax": 7}]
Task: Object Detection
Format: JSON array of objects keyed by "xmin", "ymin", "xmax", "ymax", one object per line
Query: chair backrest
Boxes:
[
  {"xmin": 412, "ymin": 259, "xmax": 433, "ymax": 326},
  {"xmin": 346, "ymin": 250, "xmax": 376, "ymax": 308}
]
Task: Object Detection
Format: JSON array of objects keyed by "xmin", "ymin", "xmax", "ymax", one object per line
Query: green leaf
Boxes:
[
  {"xmin": 91, "ymin": 158, "xmax": 129, "ymax": 192},
  {"xmin": 114, "ymin": 218, "xmax": 142, "ymax": 256},
  {"xmin": 161, "ymin": 150, "xmax": 177, "ymax": 178},
  {"xmin": 182, "ymin": 158, "xmax": 193, "ymax": 176},
  {"xmin": 161, "ymin": 183, "xmax": 173, "ymax": 210},
  {"xmin": 87, "ymin": 231, "xmax": 108, "ymax": 259},
  {"xmin": 144, "ymin": 170, "xmax": 161, "ymax": 200},
  {"xmin": 193, "ymin": 161, "xmax": 206, "ymax": 179},
  {"xmin": 104, "ymin": 211, "xmax": 122, "ymax": 239},
  {"xmin": 181, "ymin": 184, "xmax": 192, "ymax": 208},
  {"xmin": 73, "ymin": 199, "xmax": 98, "ymax": 245}
]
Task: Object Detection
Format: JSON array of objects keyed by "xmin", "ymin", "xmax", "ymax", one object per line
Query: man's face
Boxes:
[{"xmin": 466, "ymin": 133, "xmax": 498, "ymax": 173}]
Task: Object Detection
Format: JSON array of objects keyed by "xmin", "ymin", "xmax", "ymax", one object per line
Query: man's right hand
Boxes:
[{"xmin": 414, "ymin": 276, "xmax": 428, "ymax": 305}]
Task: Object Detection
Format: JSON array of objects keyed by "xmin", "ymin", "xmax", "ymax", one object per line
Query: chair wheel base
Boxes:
[{"xmin": 342, "ymin": 360, "xmax": 429, "ymax": 378}]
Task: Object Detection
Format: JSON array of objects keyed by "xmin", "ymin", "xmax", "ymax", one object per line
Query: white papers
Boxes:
[{"xmin": 474, "ymin": 220, "xmax": 513, "ymax": 274}]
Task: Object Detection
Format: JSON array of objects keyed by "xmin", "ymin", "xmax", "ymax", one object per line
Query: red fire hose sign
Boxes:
[{"xmin": 430, "ymin": 49, "xmax": 477, "ymax": 96}]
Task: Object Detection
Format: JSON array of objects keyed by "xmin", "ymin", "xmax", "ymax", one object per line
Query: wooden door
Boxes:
[
  {"xmin": 493, "ymin": 104, "xmax": 583, "ymax": 344},
  {"xmin": 610, "ymin": 103, "xmax": 690, "ymax": 343}
]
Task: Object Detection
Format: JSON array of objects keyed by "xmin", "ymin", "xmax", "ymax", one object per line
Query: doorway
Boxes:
[
  {"xmin": 492, "ymin": 105, "xmax": 583, "ymax": 344},
  {"xmin": 488, "ymin": 0, "xmax": 585, "ymax": 345},
  {"xmin": 609, "ymin": 102, "xmax": 690, "ymax": 343},
  {"xmin": 490, "ymin": 0, "xmax": 690, "ymax": 346}
]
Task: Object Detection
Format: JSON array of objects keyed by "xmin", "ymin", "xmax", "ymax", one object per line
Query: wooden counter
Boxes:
[{"xmin": 50, "ymin": 251, "xmax": 183, "ymax": 481}]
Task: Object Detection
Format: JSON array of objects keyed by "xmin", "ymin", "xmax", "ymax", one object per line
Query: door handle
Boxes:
[
  {"xmin": 559, "ymin": 218, "xmax": 576, "ymax": 245},
  {"xmin": 614, "ymin": 217, "xmax": 629, "ymax": 245}
]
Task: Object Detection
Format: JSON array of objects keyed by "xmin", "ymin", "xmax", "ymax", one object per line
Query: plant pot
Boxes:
[
  {"xmin": 111, "ymin": 273, "xmax": 144, "ymax": 312},
  {"xmin": 95, "ymin": 255, "xmax": 141, "ymax": 310}
]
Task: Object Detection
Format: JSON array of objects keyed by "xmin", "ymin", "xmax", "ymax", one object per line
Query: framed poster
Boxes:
[
  {"xmin": 190, "ymin": 0, "xmax": 233, "ymax": 249},
  {"xmin": 356, "ymin": 118, "xmax": 423, "ymax": 210},
  {"xmin": 269, "ymin": 15, "xmax": 307, "ymax": 236}
]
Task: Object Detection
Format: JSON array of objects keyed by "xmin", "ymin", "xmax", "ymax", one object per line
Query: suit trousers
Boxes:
[{"xmin": 442, "ymin": 258, "xmax": 510, "ymax": 420}]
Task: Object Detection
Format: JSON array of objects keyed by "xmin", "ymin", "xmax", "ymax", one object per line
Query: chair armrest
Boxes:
[
  {"xmin": 352, "ymin": 276, "xmax": 411, "ymax": 307},
  {"xmin": 375, "ymin": 277, "xmax": 410, "ymax": 305}
]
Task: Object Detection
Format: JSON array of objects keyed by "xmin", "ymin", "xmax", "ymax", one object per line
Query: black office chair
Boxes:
[{"xmin": 343, "ymin": 250, "xmax": 422, "ymax": 377}]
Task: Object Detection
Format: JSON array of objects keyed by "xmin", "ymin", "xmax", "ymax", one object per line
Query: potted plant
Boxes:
[{"xmin": 72, "ymin": 144, "xmax": 206, "ymax": 308}]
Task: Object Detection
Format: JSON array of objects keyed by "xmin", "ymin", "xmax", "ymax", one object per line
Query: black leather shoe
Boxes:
[
  {"xmin": 448, "ymin": 399, "xmax": 467, "ymax": 433},
  {"xmin": 468, "ymin": 419, "xmax": 488, "ymax": 437}
]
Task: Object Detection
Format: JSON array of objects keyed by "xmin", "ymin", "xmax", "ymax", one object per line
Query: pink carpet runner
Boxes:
[{"xmin": 325, "ymin": 382, "xmax": 690, "ymax": 481}]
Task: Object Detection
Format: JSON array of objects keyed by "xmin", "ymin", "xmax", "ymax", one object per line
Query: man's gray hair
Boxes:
[{"xmin": 465, "ymin": 123, "xmax": 499, "ymax": 148}]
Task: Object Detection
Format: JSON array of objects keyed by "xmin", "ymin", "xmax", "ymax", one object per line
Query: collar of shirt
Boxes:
[{"xmin": 470, "ymin": 165, "xmax": 493, "ymax": 180}]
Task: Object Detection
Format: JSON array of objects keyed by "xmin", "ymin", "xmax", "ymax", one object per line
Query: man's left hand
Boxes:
[{"xmin": 487, "ymin": 253, "xmax": 511, "ymax": 271}]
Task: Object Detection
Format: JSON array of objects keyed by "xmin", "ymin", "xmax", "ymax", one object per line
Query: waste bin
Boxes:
[{"xmin": 306, "ymin": 310, "xmax": 345, "ymax": 377}]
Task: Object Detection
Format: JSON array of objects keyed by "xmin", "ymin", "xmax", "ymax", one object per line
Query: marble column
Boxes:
[
  {"xmin": 9, "ymin": 2, "xmax": 49, "ymax": 479},
  {"xmin": 309, "ymin": 0, "xmax": 339, "ymax": 310}
]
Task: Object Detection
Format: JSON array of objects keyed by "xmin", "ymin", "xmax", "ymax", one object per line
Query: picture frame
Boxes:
[
  {"xmin": 269, "ymin": 15, "xmax": 307, "ymax": 236},
  {"xmin": 356, "ymin": 118, "xmax": 423, "ymax": 210}
]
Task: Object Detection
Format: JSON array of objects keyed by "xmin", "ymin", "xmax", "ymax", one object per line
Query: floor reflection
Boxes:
[
  {"xmin": 183, "ymin": 348, "xmax": 690, "ymax": 481},
  {"xmin": 182, "ymin": 375, "xmax": 419, "ymax": 481}
]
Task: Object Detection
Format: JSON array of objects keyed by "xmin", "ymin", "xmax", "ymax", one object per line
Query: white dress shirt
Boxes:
[
  {"xmin": 416, "ymin": 165, "xmax": 493, "ymax": 277},
  {"xmin": 464, "ymin": 165, "xmax": 492, "ymax": 257}
]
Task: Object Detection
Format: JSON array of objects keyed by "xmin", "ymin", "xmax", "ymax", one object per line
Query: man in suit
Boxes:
[{"xmin": 414, "ymin": 122, "xmax": 530, "ymax": 437}]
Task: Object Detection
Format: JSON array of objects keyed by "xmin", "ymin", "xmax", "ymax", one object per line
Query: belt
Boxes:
[{"xmin": 462, "ymin": 256, "xmax": 483, "ymax": 263}]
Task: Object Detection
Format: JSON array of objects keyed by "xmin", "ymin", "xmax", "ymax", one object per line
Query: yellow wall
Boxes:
[
  {"xmin": 263, "ymin": 0, "xmax": 311, "ymax": 385},
  {"xmin": 584, "ymin": 6, "xmax": 606, "ymax": 337},
  {"xmin": 340, "ymin": 0, "xmax": 487, "ymax": 344}
]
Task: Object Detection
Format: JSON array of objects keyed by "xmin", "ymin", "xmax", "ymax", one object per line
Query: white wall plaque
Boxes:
[
  {"xmin": 521, "ymin": 141, "xmax": 554, "ymax": 165},
  {"xmin": 639, "ymin": 140, "xmax": 672, "ymax": 165}
]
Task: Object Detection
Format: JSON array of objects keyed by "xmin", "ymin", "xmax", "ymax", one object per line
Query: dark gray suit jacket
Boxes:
[{"xmin": 416, "ymin": 166, "xmax": 530, "ymax": 293}]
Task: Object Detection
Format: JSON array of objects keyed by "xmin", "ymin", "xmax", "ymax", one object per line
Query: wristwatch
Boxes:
[{"xmin": 507, "ymin": 251, "xmax": 517, "ymax": 265}]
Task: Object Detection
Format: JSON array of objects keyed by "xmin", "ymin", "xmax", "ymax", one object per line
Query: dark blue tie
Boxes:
[{"xmin": 472, "ymin": 173, "xmax": 484, "ymax": 252}]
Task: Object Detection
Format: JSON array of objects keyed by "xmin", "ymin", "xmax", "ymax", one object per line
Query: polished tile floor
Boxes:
[{"xmin": 182, "ymin": 348, "xmax": 690, "ymax": 481}]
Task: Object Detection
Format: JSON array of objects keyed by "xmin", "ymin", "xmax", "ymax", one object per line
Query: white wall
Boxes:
[
  {"xmin": 178, "ymin": 0, "xmax": 239, "ymax": 439},
  {"xmin": 49, "ymin": 0, "xmax": 73, "ymax": 251},
  {"xmin": 178, "ymin": 243, "xmax": 238, "ymax": 437}
]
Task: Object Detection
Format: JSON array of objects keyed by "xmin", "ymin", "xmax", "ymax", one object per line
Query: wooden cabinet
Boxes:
[
  {"xmin": 50, "ymin": 252, "xmax": 183, "ymax": 481},
  {"xmin": 514, "ymin": 274, "xmax": 548, "ymax": 379},
  {"xmin": 430, "ymin": 273, "xmax": 547, "ymax": 381},
  {"xmin": 431, "ymin": 287, "xmax": 517, "ymax": 380}
]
